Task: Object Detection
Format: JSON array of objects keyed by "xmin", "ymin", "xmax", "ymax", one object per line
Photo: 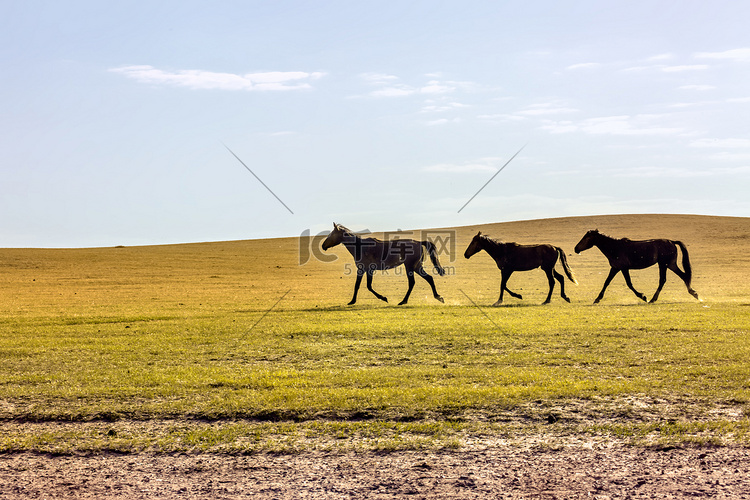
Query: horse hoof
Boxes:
[
  {"xmin": 492, "ymin": 301, "xmax": 503, "ymax": 307},
  {"xmin": 381, "ymin": 296, "xmax": 388, "ymax": 303},
  {"xmin": 542, "ymin": 300, "xmax": 551, "ymax": 305},
  {"xmin": 436, "ymin": 296, "xmax": 445, "ymax": 303},
  {"xmin": 563, "ymin": 296, "xmax": 571, "ymax": 303},
  {"xmin": 398, "ymin": 300, "xmax": 407, "ymax": 306},
  {"xmin": 347, "ymin": 301, "xmax": 356, "ymax": 306}
]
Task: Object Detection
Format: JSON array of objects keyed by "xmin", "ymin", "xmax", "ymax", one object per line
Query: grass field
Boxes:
[{"xmin": 1, "ymin": 214, "xmax": 749, "ymax": 454}]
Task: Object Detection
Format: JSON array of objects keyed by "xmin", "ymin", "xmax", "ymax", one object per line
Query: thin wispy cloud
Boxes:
[
  {"xmin": 695, "ymin": 47, "xmax": 750, "ymax": 62},
  {"xmin": 679, "ymin": 84, "xmax": 716, "ymax": 91},
  {"xmin": 420, "ymin": 102, "xmax": 468, "ymax": 113},
  {"xmin": 422, "ymin": 158, "xmax": 503, "ymax": 174},
  {"xmin": 661, "ymin": 64, "xmax": 710, "ymax": 72},
  {"xmin": 359, "ymin": 73, "xmax": 477, "ymax": 98},
  {"xmin": 646, "ymin": 53, "xmax": 674, "ymax": 61},
  {"xmin": 549, "ymin": 164, "xmax": 750, "ymax": 179},
  {"xmin": 566, "ymin": 62, "xmax": 600, "ymax": 70},
  {"xmin": 360, "ymin": 72, "xmax": 400, "ymax": 85},
  {"xmin": 111, "ymin": 65, "xmax": 325, "ymax": 91},
  {"xmin": 516, "ymin": 103, "xmax": 579, "ymax": 116},
  {"xmin": 425, "ymin": 117, "xmax": 462, "ymax": 126},
  {"xmin": 691, "ymin": 138, "xmax": 750, "ymax": 148},
  {"xmin": 368, "ymin": 80, "xmax": 457, "ymax": 98},
  {"xmin": 623, "ymin": 63, "xmax": 709, "ymax": 73},
  {"xmin": 612, "ymin": 165, "xmax": 750, "ymax": 178},
  {"xmin": 540, "ymin": 115, "xmax": 684, "ymax": 136}
]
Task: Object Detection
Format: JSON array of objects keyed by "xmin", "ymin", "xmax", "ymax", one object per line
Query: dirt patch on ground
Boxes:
[{"xmin": 2, "ymin": 446, "xmax": 750, "ymax": 498}]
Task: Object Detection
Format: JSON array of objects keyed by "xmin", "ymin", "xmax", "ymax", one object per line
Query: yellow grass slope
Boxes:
[{"xmin": 1, "ymin": 214, "xmax": 748, "ymax": 317}]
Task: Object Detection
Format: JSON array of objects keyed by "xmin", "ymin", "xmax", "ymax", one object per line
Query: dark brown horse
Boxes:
[
  {"xmin": 574, "ymin": 229, "xmax": 700, "ymax": 303},
  {"xmin": 322, "ymin": 223, "xmax": 445, "ymax": 305},
  {"xmin": 464, "ymin": 232, "xmax": 577, "ymax": 305}
]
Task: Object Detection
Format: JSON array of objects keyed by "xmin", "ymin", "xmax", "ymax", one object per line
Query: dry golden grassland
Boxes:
[{"xmin": 1, "ymin": 214, "xmax": 749, "ymax": 453}]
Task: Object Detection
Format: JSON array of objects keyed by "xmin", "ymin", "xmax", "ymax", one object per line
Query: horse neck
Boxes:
[
  {"xmin": 591, "ymin": 232, "xmax": 619, "ymax": 255},
  {"xmin": 340, "ymin": 232, "xmax": 364, "ymax": 257},
  {"xmin": 480, "ymin": 236, "xmax": 504, "ymax": 257}
]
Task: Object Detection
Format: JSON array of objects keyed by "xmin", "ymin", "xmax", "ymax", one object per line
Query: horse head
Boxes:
[
  {"xmin": 574, "ymin": 229, "xmax": 599, "ymax": 254},
  {"xmin": 322, "ymin": 222, "xmax": 344, "ymax": 250},
  {"xmin": 464, "ymin": 231, "xmax": 483, "ymax": 259}
]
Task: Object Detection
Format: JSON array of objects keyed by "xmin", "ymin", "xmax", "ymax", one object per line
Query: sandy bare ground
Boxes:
[{"xmin": 2, "ymin": 446, "xmax": 750, "ymax": 499}]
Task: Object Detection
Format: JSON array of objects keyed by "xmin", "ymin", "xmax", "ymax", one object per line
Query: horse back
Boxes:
[
  {"xmin": 377, "ymin": 238, "xmax": 424, "ymax": 269},
  {"xmin": 613, "ymin": 238, "xmax": 677, "ymax": 269},
  {"xmin": 501, "ymin": 243, "xmax": 559, "ymax": 271}
]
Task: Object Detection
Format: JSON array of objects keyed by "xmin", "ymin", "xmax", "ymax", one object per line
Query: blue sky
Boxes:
[{"xmin": 2, "ymin": 1, "xmax": 750, "ymax": 247}]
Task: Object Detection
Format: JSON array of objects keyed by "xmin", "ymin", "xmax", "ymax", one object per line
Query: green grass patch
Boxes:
[{"xmin": 1, "ymin": 215, "xmax": 750, "ymax": 453}]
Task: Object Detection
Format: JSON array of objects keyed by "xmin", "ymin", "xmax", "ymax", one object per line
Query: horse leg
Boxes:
[
  {"xmin": 366, "ymin": 270, "xmax": 388, "ymax": 303},
  {"xmin": 667, "ymin": 261, "xmax": 700, "ymax": 300},
  {"xmin": 542, "ymin": 268, "xmax": 555, "ymax": 304},
  {"xmin": 494, "ymin": 270, "xmax": 519, "ymax": 306},
  {"xmin": 553, "ymin": 269, "xmax": 570, "ymax": 303},
  {"xmin": 398, "ymin": 269, "xmax": 416, "ymax": 305},
  {"xmin": 417, "ymin": 267, "xmax": 444, "ymax": 303},
  {"xmin": 622, "ymin": 269, "xmax": 647, "ymax": 302},
  {"xmin": 594, "ymin": 268, "xmax": 619, "ymax": 304},
  {"xmin": 348, "ymin": 268, "xmax": 364, "ymax": 305},
  {"xmin": 648, "ymin": 264, "xmax": 668, "ymax": 303},
  {"xmin": 503, "ymin": 270, "xmax": 523, "ymax": 300}
]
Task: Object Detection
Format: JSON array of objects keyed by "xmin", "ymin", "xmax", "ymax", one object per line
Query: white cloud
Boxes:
[
  {"xmin": 370, "ymin": 86, "xmax": 415, "ymax": 97},
  {"xmin": 359, "ymin": 73, "xmax": 475, "ymax": 98},
  {"xmin": 422, "ymin": 157, "xmax": 507, "ymax": 173},
  {"xmin": 695, "ymin": 48, "xmax": 750, "ymax": 62},
  {"xmin": 111, "ymin": 65, "xmax": 324, "ymax": 91},
  {"xmin": 622, "ymin": 63, "xmax": 709, "ymax": 73},
  {"xmin": 541, "ymin": 115, "xmax": 684, "ymax": 136},
  {"xmin": 647, "ymin": 53, "xmax": 674, "ymax": 61},
  {"xmin": 517, "ymin": 103, "xmax": 579, "ymax": 116},
  {"xmin": 690, "ymin": 138, "xmax": 750, "ymax": 148},
  {"xmin": 478, "ymin": 113, "xmax": 527, "ymax": 122},
  {"xmin": 360, "ymin": 72, "xmax": 400, "ymax": 85},
  {"xmin": 611, "ymin": 165, "xmax": 750, "ymax": 177},
  {"xmin": 420, "ymin": 80, "xmax": 455, "ymax": 94},
  {"xmin": 421, "ymin": 102, "xmax": 468, "ymax": 113},
  {"xmin": 621, "ymin": 65, "xmax": 652, "ymax": 73},
  {"xmin": 368, "ymin": 81, "xmax": 457, "ymax": 98},
  {"xmin": 710, "ymin": 153, "xmax": 750, "ymax": 162},
  {"xmin": 661, "ymin": 65, "xmax": 710, "ymax": 72},
  {"xmin": 424, "ymin": 117, "xmax": 462, "ymax": 126},
  {"xmin": 566, "ymin": 62, "xmax": 600, "ymax": 70},
  {"xmin": 678, "ymin": 84, "xmax": 716, "ymax": 91}
]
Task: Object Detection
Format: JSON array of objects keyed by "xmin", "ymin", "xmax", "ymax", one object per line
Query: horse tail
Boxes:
[
  {"xmin": 422, "ymin": 241, "xmax": 446, "ymax": 276},
  {"xmin": 556, "ymin": 247, "xmax": 578, "ymax": 285},
  {"xmin": 673, "ymin": 240, "xmax": 693, "ymax": 286}
]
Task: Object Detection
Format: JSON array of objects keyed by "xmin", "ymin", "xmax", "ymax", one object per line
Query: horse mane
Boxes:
[
  {"xmin": 589, "ymin": 229, "xmax": 634, "ymax": 243},
  {"xmin": 335, "ymin": 223, "xmax": 376, "ymax": 241},
  {"xmin": 478, "ymin": 233, "xmax": 506, "ymax": 248},
  {"xmin": 335, "ymin": 223, "xmax": 356, "ymax": 236}
]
